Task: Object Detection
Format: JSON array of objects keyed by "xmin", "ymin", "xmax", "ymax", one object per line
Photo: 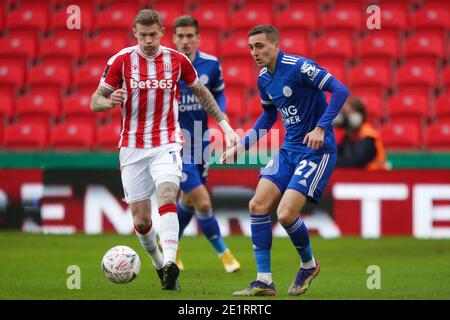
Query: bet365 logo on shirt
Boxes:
[{"xmin": 130, "ymin": 78, "xmax": 174, "ymax": 89}]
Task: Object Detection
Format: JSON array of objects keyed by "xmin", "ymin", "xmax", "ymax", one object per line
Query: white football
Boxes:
[{"xmin": 101, "ymin": 245, "xmax": 141, "ymax": 284}]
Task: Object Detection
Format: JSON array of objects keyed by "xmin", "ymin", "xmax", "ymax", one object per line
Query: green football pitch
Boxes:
[{"xmin": 1, "ymin": 232, "xmax": 449, "ymax": 300}]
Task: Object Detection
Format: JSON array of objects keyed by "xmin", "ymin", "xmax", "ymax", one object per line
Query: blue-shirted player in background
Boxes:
[
  {"xmin": 173, "ymin": 15, "xmax": 240, "ymax": 273},
  {"xmin": 222, "ymin": 25, "xmax": 349, "ymax": 296}
]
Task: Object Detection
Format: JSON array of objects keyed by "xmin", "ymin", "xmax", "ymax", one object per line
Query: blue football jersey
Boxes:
[
  {"xmin": 258, "ymin": 50, "xmax": 337, "ymax": 154},
  {"xmin": 178, "ymin": 50, "xmax": 226, "ymax": 162}
]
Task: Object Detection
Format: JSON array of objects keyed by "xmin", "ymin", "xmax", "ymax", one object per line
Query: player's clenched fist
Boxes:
[
  {"xmin": 110, "ymin": 89, "xmax": 126, "ymax": 106},
  {"xmin": 303, "ymin": 126, "xmax": 325, "ymax": 150}
]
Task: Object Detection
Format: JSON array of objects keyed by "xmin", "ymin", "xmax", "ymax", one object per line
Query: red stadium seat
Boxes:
[
  {"xmin": 107, "ymin": 0, "xmax": 141, "ymax": 12},
  {"xmin": 39, "ymin": 33, "xmax": 83, "ymax": 66},
  {"xmin": 16, "ymin": 93, "xmax": 60, "ymax": 123},
  {"xmin": 190, "ymin": 3, "xmax": 228, "ymax": 32},
  {"xmin": 3, "ymin": 121, "xmax": 49, "ymax": 150},
  {"xmin": 445, "ymin": 66, "xmax": 450, "ymax": 90},
  {"xmin": 425, "ymin": 121, "xmax": 450, "ymax": 150},
  {"xmin": 50, "ymin": 122, "xmax": 95, "ymax": 151},
  {"xmin": 95, "ymin": 8, "xmax": 136, "ymax": 32},
  {"xmin": 396, "ymin": 64, "xmax": 438, "ymax": 89},
  {"xmin": 315, "ymin": 58, "xmax": 347, "ymax": 84},
  {"xmin": 358, "ymin": 34, "xmax": 400, "ymax": 67},
  {"xmin": 332, "ymin": 0, "xmax": 366, "ymax": 11},
  {"xmin": 50, "ymin": 5, "xmax": 94, "ymax": 31},
  {"xmin": 0, "ymin": 35, "xmax": 37, "ymax": 66},
  {"xmin": 275, "ymin": 4, "xmax": 318, "ymax": 32},
  {"xmin": 220, "ymin": 32, "xmax": 250, "ymax": 59},
  {"xmin": 321, "ymin": 8, "xmax": 361, "ymax": 33},
  {"xmin": 221, "ymin": 60, "xmax": 255, "ymax": 89},
  {"xmin": 197, "ymin": 31, "xmax": 220, "ymax": 57},
  {"xmin": 376, "ymin": 0, "xmax": 411, "ymax": 11},
  {"xmin": 435, "ymin": 93, "xmax": 450, "ymax": 122},
  {"xmin": 279, "ymin": 31, "xmax": 309, "ymax": 57},
  {"xmin": 230, "ymin": 6, "xmax": 274, "ymax": 32},
  {"xmin": 380, "ymin": 120, "xmax": 421, "ymax": 150},
  {"xmin": 102, "ymin": 106, "xmax": 122, "ymax": 123},
  {"xmin": 412, "ymin": 6, "xmax": 449, "ymax": 38},
  {"xmin": 387, "ymin": 93, "xmax": 429, "ymax": 127},
  {"xmin": 248, "ymin": 94, "xmax": 263, "ymax": 119},
  {"xmin": 355, "ymin": 93, "xmax": 384, "ymax": 124},
  {"xmin": 312, "ymin": 35, "xmax": 353, "ymax": 60},
  {"xmin": 378, "ymin": 7, "xmax": 408, "ymax": 31},
  {"xmin": 404, "ymin": 35, "xmax": 445, "ymax": 68},
  {"xmin": 349, "ymin": 63, "xmax": 391, "ymax": 93},
  {"xmin": 28, "ymin": 63, "xmax": 71, "ymax": 94},
  {"xmin": 73, "ymin": 62, "xmax": 105, "ymax": 91},
  {"xmin": 154, "ymin": 3, "xmax": 185, "ymax": 28},
  {"xmin": 225, "ymin": 89, "xmax": 245, "ymax": 120},
  {"xmin": 62, "ymin": 93, "xmax": 98, "ymax": 127},
  {"xmin": 0, "ymin": 62, "xmax": 26, "ymax": 89},
  {"xmin": 0, "ymin": 5, "xmax": 3, "ymax": 31},
  {"xmin": 0, "ymin": 92, "xmax": 14, "ymax": 120},
  {"xmin": 96, "ymin": 121, "xmax": 122, "ymax": 150},
  {"xmin": 5, "ymin": 4, "xmax": 49, "ymax": 33},
  {"xmin": 84, "ymin": 34, "xmax": 128, "ymax": 62}
]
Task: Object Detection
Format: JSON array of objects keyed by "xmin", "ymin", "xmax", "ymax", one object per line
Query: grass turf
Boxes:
[{"xmin": 0, "ymin": 232, "xmax": 449, "ymax": 300}]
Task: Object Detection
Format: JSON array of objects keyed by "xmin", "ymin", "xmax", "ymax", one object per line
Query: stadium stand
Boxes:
[
  {"xmin": 96, "ymin": 120, "xmax": 121, "ymax": 151},
  {"xmin": 50, "ymin": 122, "xmax": 95, "ymax": 151},
  {"xmin": 3, "ymin": 121, "xmax": 49, "ymax": 151},
  {"xmin": 425, "ymin": 120, "xmax": 450, "ymax": 150},
  {"xmin": 0, "ymin": 0, "xmax": 448, "ymax": 152},
  {"xmin": 380, "ymin": 120, "xmax": 421, "ymax": 150}
]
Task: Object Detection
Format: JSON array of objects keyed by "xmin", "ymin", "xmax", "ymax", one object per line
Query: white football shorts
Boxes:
[{"xmin": 119, "ymin": 143, "xmax": 183, "ymax": 204}]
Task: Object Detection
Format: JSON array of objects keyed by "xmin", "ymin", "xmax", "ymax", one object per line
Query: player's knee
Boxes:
[
  {"xmin": 132, "ymin": 213, "xmax": 151, "ymax": 230},
  {"xmin": 276, "ymin": 205, "xmax": 296, "ymax": 226},
  {"xmin": 195, "ymin": 200, "xmax": 212, "ymax": 214},
  {"xmin": 249, "ymin": 197, "xmax": 271, "ymax": 214}
]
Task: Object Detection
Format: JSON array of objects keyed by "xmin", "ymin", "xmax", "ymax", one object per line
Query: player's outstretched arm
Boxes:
[
  {"xmin": 90, "ymin": 86, "xmax": 123, "ymax": 112},
  {"xmin": 191, "ymin": 82, "xmax": 239, "ymax": 147}
]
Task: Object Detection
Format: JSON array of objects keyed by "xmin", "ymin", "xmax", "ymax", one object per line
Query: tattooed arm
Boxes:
[
  {"xmin": 190, "ymin": 82, "xmax": 226, "ymax": 123},
  {"xmin": 90, "ymin": 86, "xmax": 125, "ymax": 112},
  {"xmin": 191, "ymin": 82, "xmax": 239, "ymax": 147}
]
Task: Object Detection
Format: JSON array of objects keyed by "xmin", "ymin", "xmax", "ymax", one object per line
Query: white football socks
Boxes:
[
  {"xmin": 158, "ymin": 212, "xmax": 179, "ymax": 265},
  {"xmin": 257, "ymin": 273, "xmax": 273, "ymax": 285},
  {"xmin": 135, "ymin": 225, "xmax": 164, "ymax": 270},
  {"xmin": 302, "ymin": 257, "xmax": 316, "ymax": 269}
]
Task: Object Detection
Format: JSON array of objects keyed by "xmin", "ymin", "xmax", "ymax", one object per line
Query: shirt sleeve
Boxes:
[
  {"xmin": 100, "ymin": 55, "xmax": 123, "ymax": 91},
  {"xmin": 297, "ymin": 58, "xmax": 333, "ymax": 91},
  {"xmin": 179, "ymin": 54, "xmax": 199, "ymax": 87},
  {"xmin": 258, "ymin": 76, "xmax": 274, "ymax": 107}
]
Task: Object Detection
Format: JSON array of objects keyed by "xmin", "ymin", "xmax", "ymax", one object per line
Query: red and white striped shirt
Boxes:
[{"xmin": 99, "ymin": 45, "xmax": 198, "ymax": 148}]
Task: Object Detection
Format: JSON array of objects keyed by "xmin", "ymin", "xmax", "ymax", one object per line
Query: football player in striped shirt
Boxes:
[
  {"xmin": 222, "ymin": 25, "xmax": 349, "ymax": 296},
  {"xmin": 172, "ymin": 15, "xmax": 241, "ymax": 273},
  {"xmin": 90, "ymin": 9, "xmax": 239, "ymax": 291}
]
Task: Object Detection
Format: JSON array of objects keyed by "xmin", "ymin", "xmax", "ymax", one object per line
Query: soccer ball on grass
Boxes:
[{"xmin": 101, "ymin": 245, "xmax": 141, "ymax": 284}]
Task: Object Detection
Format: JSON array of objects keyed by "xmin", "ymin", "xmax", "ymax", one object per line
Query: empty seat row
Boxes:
[{"xmin": 1, "ymin": 118, "xmax": 450, "ymax": 151}]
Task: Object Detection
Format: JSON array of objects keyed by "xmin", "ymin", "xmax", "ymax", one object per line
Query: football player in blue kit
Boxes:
[
  {"xmin": 222, "ymin": 25, "xmax": 349, "ymax": 296},
  {"xmin": 173, "ymin": 15, "xmax": 240, "ymax": 273}
]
